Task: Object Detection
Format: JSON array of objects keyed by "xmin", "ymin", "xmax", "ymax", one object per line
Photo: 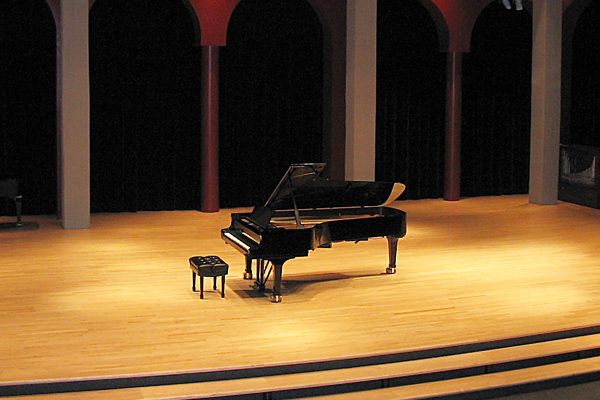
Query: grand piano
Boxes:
[{"xmin": 221, "ymin": 163, "xmax": 407, "ymax": 302}]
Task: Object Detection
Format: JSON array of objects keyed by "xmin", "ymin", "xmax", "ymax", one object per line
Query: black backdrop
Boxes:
[
  {"xmin": 570, "ymin": 0, "xmax": 600, "ymax": 147},
  {"xmin": 0, "ymin": 0, "xmax": 56, "ymax": 215},
  {"xmin": 219, "ymin": 0, "xmax": 324, "ymax": 208},
  {"xmin": 90, "ymin": 0, "xmax": 202, "ymax": 212},
  {"xmin": 461, "ymin": 3, "xmax": 532, "ymax": 197},
  {"xmin": 375, "ymin": 0, "xmax": 446, "ymax": 200},
  {"xmin": 0, "ymin": 1, "xmax": 564, "ymax": 215}
]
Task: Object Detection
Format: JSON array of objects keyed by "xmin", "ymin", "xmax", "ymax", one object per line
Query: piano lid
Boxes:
[{"xmin": 263, "ymin": 163, "xmax": 405, "ymax": 211}]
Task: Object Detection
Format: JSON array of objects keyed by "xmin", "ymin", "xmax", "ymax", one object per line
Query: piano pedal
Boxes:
[
  {"xmin": 386, "ymin": 266, "xmax": 396, "ymax": 274},
  {"xmin": 253, "ymin": 281, "xmax": 266, "ymax": 291}
]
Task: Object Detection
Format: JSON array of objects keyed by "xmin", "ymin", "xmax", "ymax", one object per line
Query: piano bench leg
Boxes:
[
  {"xmin": 200, "ymin": 277, "xmax": 204, "ymax": 299},
  {"xmin": 191, "ymin": 271, "xmax": 197, "ymax": 291},
  {"xmin": 213, "ymin": 276, "xmax": 217, "ymax": 290}
]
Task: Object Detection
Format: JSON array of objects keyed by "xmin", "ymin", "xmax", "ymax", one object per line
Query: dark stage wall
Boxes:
[
  {"xmin": 0, "ymin": 0, "xmax": 56, "ymax": 215},
  {"xmin": 376, "ymin": 0, "xmax": 446, "ymax": 200},
  {"xmin": 570, "ymin": 0, "xmax": 600, "ymax": 148},
  {"xmin": 219, "ymin": 0, "xmax": 324, "ymax": 208},
  {"xmin": 89, "ymin": 0, "xmax": 202, "ymax": 212},
  {"xmin": 461, "ymin": 2, "xmax": 532, "ymax": 197},
  {"xmin": 2, "ymin": 1, "xmax": 600, "ymax": 214}
]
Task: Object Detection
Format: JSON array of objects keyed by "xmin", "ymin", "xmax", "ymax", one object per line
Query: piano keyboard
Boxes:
[{"xmin": 223, "ymin": 231, "xmax": 257, "ymax": 252}]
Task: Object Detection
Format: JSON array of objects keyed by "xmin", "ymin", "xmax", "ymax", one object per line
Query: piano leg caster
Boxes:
[
  {"xmin": 243, "ymin": 272, "xmax": 253, "ymax": 280},
  {"xmin": 386, "ymin": 267, "xmax": 396, "ymax": 274},
  {"xmin": 271, "ymin": 294, "xmax": 282, "ymax": 303}
]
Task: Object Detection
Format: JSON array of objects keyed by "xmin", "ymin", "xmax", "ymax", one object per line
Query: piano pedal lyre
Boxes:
[{"xmin": 247, "ymin": 259, "xmax": 270, "ymax": 292}]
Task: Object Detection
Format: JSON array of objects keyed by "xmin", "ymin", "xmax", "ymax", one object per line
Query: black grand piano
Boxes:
[{"xmin": 221, "ymin": 163, "xmax": 407, "ymax": 302}]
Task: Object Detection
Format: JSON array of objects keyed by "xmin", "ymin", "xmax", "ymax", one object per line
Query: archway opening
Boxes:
[
  {"xmin": 219, "ymin": 0, "xmax": 324, "ymax": 208},
  {"xmin": 375, "ymin": 0, "xmax": 446, "ymax": 200},
  {"xmin": 0, "ymin": 0, "xmax": 56, "ymax": 215},
  {"xmin": 461, "ymin": 3, "xmax": 532, "ymax": 197},
  {"xmin": 89, "ymin": 0, "xmax": 202, "ymax": 212},
  {"xmin": 570, "ymin": 0, "xmax": 600, "ymax": 147}
]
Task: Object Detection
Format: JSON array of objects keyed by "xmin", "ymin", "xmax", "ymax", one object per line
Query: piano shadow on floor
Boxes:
[{"xmin": 228, "ymin": 271, "xmax": 386, "ymax": 301}]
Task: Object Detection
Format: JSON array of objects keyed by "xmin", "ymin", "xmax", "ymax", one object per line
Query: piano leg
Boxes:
[
  {"xmin": 386, "ymin": 236, "xmax": 399, "ymax": 274},
  {"xmin": 244, "ymin": 256, "xmax": 253, "ymax": 280},
  {"xmin": 271, "ymin": 259, "xmax": 285, "ymax": 303}
]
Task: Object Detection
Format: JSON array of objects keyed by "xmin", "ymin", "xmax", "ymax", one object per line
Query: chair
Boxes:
[
  {"xmin": 189, "ymin": 255, "xmax": 229, "ymax": 299},
  {"xmin": 0, "ymin": 179, "xmax": 22, "ymax": 227}
]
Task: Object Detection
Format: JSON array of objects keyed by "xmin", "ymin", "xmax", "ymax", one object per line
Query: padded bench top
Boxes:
[{"xmin": 189, "ymin": 255, "xmax": 228, "ymax": 276}]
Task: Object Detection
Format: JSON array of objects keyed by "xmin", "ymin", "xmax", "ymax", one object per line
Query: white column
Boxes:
[
  {"xmin": 56, "ymin": 0, "xmax": 90, "ymax": 228},
  {"xmin": 529, "ymin": 0, "xmax": 562, "ymax": 204},
  {"xmin": 345, "ymin": 0, "xmax": 377, "ymax": 181}
]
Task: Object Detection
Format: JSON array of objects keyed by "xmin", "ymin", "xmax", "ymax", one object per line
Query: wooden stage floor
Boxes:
[{"xmin": 1, "ymin": 195, "xmax": 600, "ymax": 386}]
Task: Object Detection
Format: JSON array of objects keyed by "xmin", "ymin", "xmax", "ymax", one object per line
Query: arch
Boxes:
[
  {"xmin": 219, "ymin": 0, "xmax": 324, "ymax": 207},
  {"xmin": 461, "ymin": 1, "xmax": 532, "ymax": 197},
  {"xmin": 187, "ymin": 0, "xmax": 239, "ymax": 46},
  {"xmin": 564, "ymin": 0, "xmax": 592, "ymax": 22},
  {"xmin": 304, "ymin": 0, "xmax": 346, "ymax": 179},
  {"xmin": 375, "ymin": 0, "xmax": 447, "ymax": 200},
  {"xmin": 178, "ymin": 0, "xmax": 202, "ymax": 46},
  {"xmin": 562, "ymin": 0, "xmax": 593, "ymax": 144},
  {"xmin": 89, "ymin": 0, "xmax": 202, "ymax": 212},
  {"xmin": 43, "ymin": 0, "xmax": 59, "ymax": 25},
  {"xmin": 428, "ymin": 0, "xmax": 498, "ymax": 53},
  {"xmin": 564, "ymin": 0, "xmax": 594, "ymax": 38},
  {"xmin": 568, "ymin": 0, "xmax": 600, "ymax": 147},
  {"xmin": 0, "ymin": 0, "xmax": 57, "ymax": 215},
  {"xmin": 416, "ymin": 0, "xmax": 450, "ymax": 52}
]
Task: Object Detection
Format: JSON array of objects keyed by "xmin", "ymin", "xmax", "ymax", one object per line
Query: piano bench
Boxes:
[{"xmin": 189, "ymin": 256, "xmax": 229, "ymax": 299}]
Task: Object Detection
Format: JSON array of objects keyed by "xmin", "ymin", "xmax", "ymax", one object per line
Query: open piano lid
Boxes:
[{"xmin": 263, "ymin": 163, "xmax": 405, "ymax": 211}]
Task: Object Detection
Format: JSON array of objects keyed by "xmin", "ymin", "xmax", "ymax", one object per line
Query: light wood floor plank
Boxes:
[
  {"xmin": 4, "ymin": 332, "xmax": 600, "ymax": 400},
  {"xmin": 1, "ymin": 195, "xmax": 600, "ymax": 384},
  {"xmin": 298, "ymin": 356, "xmax": 600, "ymax": 400}
]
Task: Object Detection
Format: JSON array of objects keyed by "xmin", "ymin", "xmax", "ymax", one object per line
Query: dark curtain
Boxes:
[
  {"xmin": 90, "ymin": 0, "xmax": 202, "ymax": 212},
  {"xmin": 461, "ymin": 4, "xmax": 532, "ymax": 197},
  {"xmin": 220, "ymin": 0, "xmax": 324, "ymax": 208},
  {"xmin": 0, "ymin": 0, "xmax": 56, "ymax": 215},
  {"xmin": 570, "ymin": 0, "xmax": 600, "ymax": 147},
  {"xmin": 375, "ymin": 0, "xmax": 446, "ymax": 200}
]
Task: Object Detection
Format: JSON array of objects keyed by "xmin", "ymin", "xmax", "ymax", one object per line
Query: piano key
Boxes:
[{"xmin": 223, "ymin": 231, "xmax": 251, "ymax": 252}]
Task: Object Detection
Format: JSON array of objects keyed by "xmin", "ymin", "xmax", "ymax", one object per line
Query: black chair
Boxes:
[
  {"xmin": 189, "ymin": 256, "xmax": 229, "ymax": 299},
  {"xmin": 0, "ymin": 179, "xmax": 22, "ymax": 227}
]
